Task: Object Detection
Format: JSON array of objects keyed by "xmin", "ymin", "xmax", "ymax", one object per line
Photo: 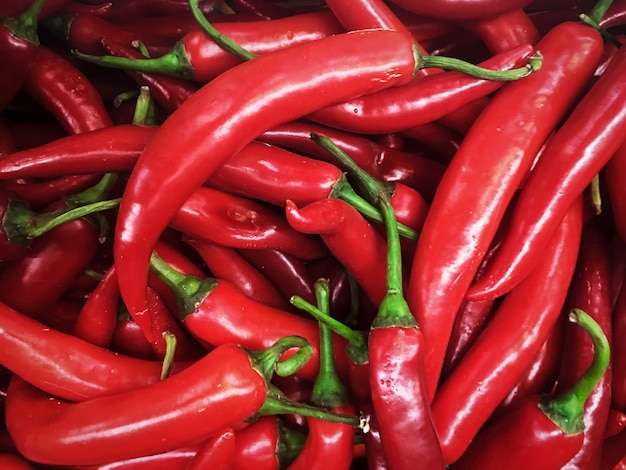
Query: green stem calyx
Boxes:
[
  {"xmin": 148, "ymin": 252, "xmax": 217, "ymax": 319},
  {"xmin": 538, "ymin": 308, "xmax": 610, "ymax": 434},
  {"xmin": 371, "ymin": 192, "xmax": 417, "ymax": 329},
  {"xmin": 3, "ymin": 0, "xmax": 47, "ymax": 45}
]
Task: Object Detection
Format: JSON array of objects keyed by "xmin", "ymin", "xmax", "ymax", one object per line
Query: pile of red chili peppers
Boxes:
[{"xmin": 1, "ymin": 0, "xmax": 626, "ymax": 467}]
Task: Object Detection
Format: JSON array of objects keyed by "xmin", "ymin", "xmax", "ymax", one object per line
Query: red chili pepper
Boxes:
[
  {"xmin": 400, "ymin": 121, "xmax": 464, "ymax": 163},
  {"xmin": 0, "ymin": 124, "xmax": 156, "ymax": 180},
  {"xmin": 71, "ymin": 264, "xmax": 118, "ymax": 348},
  {"xmin": 259, "ymin": 121, "xmax": 446, "ymax": 203},
  {"xmin": 227, "ymin": 0, "xmax": 295, "ymax": 19},
  {"xmin": 22, "ymin": 45, "xmax": 113, "ymax": 134},
  {"xmin": 285, "ymin": 198, "xmax": 390, "ymax": 307},
  {"xmin": 451, "ymin": 308, "xmax": 610, "ymax": 470},
  {"xmin": 286, "ymin": 279, "xmax": 357, "ymax": 470},
  {"xmin": 554, "ymin": 220, "xmax": 613, "ymax": 468},
  {"xmin": 0, "ymin": 207, "xmax": 100, "ymax": 320},
  {"xmin": 605, "ymin": 409, "xmax": 626, "ymax": 438},
  {"xmin": 368, "ymin": 194, "xmax": 446, "ymax": 469},
  {"xmin": 231, "ymin": 416, "xmax": 306, "ymax": 469},
  {"xmin": 238, "ymin": 248, "xmax": 316, "ymax": 307},
  {"xmin": 0, "ymin": 297, "xmax": 191, "ymax": 402},
  {"xmin": 148, "ymin": 252, "xmax": 348, "ymax": 382},
  {"xmin": 184, "ymin": 238, "xmax": 289, "ymax": 310},
  {"xmin": 187, "ymin": 429, "xmax": 236, "ymax": 470},
  {"xmin": 467, "ymin": 19, "xmax": 626, "ymax": 302},
  {"xmin": 75, "ymin": 11, "xmax": 344, "ymax": 82},
  {"xmin": 66, "ymin": 445, "xmax": 200, "ymax": 470},
  {"xmin": 600, "ymin": 427, "xmax": 626, "ymax": 470},
  {"xmin": 4, "ymin": 337, "xmax": 311, "ymax": 465},
  {"xmin": 112, "ymin": 29, "xmax": 421, "ymax": 339},
  {"xmin": 0, "ymin": 453, "xmax": 36, "ymax": 470},
  {"xmin": 387, "ymin": 0, "xmax": 532, "ymax": 21},
  {"xmin": 431, "ymin": 197, "xmax": 583, "ymax": 464},
  {"xmin": 98, "ymin": 0, "xmax": 214, "ymax": 23},
  {"xmin": 461, "ymin": 8, "xmax": 540, "ymax": 53},
  {"xmin": 406, "ymin": 20, "xmax": 603, "ymax": 399},
  {"xmin": 0, "ymin": 0, "xmax": 46, "ymax": 112},
  {"xmin": 170, "ymin": 186, "xmax": 328, "ymax": 261},
  {"xmin": 307, "ymin": 43, "xmax": 536, "ymax": 134}
]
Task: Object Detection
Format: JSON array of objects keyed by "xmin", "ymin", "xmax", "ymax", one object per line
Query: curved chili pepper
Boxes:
[
  {"xmin": 187, "ymin": 428, "xmax": 236, "ymax": 470},
  {"xmin": 75, "ymin": 11, "xmax": 344, "ymax": 82},
  {"xmin": 451, "ymin": 308, "xmax": 610, "ymax": 470},
  {"xmin": 71, "ymin": 264, "xmax": 118, "ymax": 348},
  {"xmin": 431, "ymin": 197, "xmax": 583, "ymax": 464},
  {"xmin": 406, "ymin": 21, "xmax": 603, "ymax": 399},
  {"xmin": 44, "ymin": 12, "xmax": 176, "ymax": 55},
  {"xmin": 368, "ymin": 194, "xmax": 446, "ymax": 469},
  {"xmin": 285, "ymin": 198, "xmax": 390, "ymax": 307},
  {"xmin": 66, "ymin": 445, "xmax": 200, "ymax": 470},
  {"xmin": 111, "ymin": 305, "xmax": 159, "ymax": 360},
  {"xmin": 554, "ymin": 220, "xmax": 613, "ymax": 468},
  {"xmin": 148, "ymin": 252, "xmax": 349, "ymax": 382},
  {"xmin": 0, "ymin": 0, "xmax": 46, "ymax": 112},
  {"xmin": 387, "ymin": 0, "xmax": 532, "ymax": 21},
  {"xmin": 185, "ymin": 238, "xmax": 289, "ymax": 310},
  {"xmin": 287, "ymin": 279, "xmax": 357, "ymax": 470},
  {"xmin": 259, "ymin": 121, "xmax": 446, "ymax": 202},
  {"xmin": 4, "ymin": 337, "xmax": 309, "ymax": 465},
  {"xmin": 112, "ymin": 29, "xmax": 421, "ymax": 339},
  {"xmin": 461, "ymin": 8, "xmax": 540, "ymax": 53},
  {"xmin": 605, "ymin": 409, "xmax": 626, "ymax": 438},
  {"xmin": 22, "ymin": 45, "xmax": 113, "ymax": 134},
  {"xmin": 0, "ymin": 297, "xmax": 192, "ymax": 402},
  {"xmin": 468, "ymin": 31, "xmax": 626, "ymax": 302},
  {"xmin": 495, "ymin": 316, "xmax": 566, "ymax": 416},
  {"xmin": 610, "ymin": 252, "xmax": 626, "ymax": 412},
  {"xmin": 170, "ymin": 186, "xmax": 327, "ymax": 261},
  {"xmin": 400, "ymin": 122, "xmax": 463, "ymax": 163},
  {"xmin": 307, "ymin": 43, "xmax": 536, "ymax": 134}
]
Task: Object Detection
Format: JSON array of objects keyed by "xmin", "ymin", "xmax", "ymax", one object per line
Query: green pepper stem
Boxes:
[
  {"xmin": 277, "ymin": 418, "xmax": 307, "ymax": 468},
  {"xmin": 73, "ymin": 42, "xmax": 194, "ymax": 80},
  {"xmin": 148, "ymin": 252, "xmax": 217, "ymax": 319},
  {"xmin": 371, "ymin": 193, "xmax": 417, "ymax": 329},
  {"xmin": 332, "ymin": 181, "xmax": 417, "ymax": 240},
  {"xmin": 538, "ymin": 308, "xmax": 610, "ymax": 434},
  {"xmin": 579, "ymin": 13, "xmax": 622, "ymax": 48},
  {"xmin": 259, "ymin": 386, "xmax": 360, "ymax": 426},
  {"xmin": 309, "ymin": 279, "xmax": 350, "ymax": 408},
  {"xmin": 3, "ymin": 0, "xmax": 47, "ymax": 44},
  {"xmin": 247, "ymin": 336, "xmax": 313, "ymax": 383},
  {"xmin": 290, "ymin": 294, "xmax": 368, "ymax": 366},
  {"xmin": 4, "ymin": 197, "xmax": 121, "ymax": 246},
  {"xmin": 131, "ymin": 85, "xmax": 158, "ymax": 126},
  {"xmin": 160, "ymin": 332, "xmax": 177, "ymax": 380},
  {"xmin": 189, "ymin": 0, "xmax": 256, "ymax": 61},
  {"xmin": 588, "ymin": 0, "xmax": 615, "ymax": 24},
  {"xmin": 419, "ymin": 51, "xmax": 543, "ymax": 80}
]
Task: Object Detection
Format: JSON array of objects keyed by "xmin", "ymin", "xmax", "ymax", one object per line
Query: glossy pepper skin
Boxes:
[
  {"xmin": 451, "ymin": 308, "xmax": 610, "ymax": 470},
  {"xmin": 113, "ymin": 30, "xmax": 420, "ymax": 340},
  {"xmin": 0, "ymin": 297, "xmax": 189, "ymax": 402},
  {"xmin": 431, "ymin": 198, "xmax": 583, "ymax": 464},
  {"xmin": 5, "ymin": 343, "xmax": 268, "ymax": 466},
  {"xmin": 406, "ymin": 21, "xmax": 603, "ymax": 400},
  {"xmin": 468, "ymin": 36, "xmax": 626, "ymax": 302}
]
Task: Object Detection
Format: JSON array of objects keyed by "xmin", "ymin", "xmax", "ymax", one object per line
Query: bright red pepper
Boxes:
[
  {"xmin": 451, "ymin": 308, "xmax": 610, "ymax": 470},
  {"xmin": 112, "ymin": 29, "xmax": 421, "ymax": 341},
  {"xmin": 0, "ymin": 453, "xmax": 36, "ymax": 470},
  {"xmin": 4, "ymin": 339, "xmax": 298, "ymax": 465},
  {"xmin": 431, "ymin": 197, "xmax": 583, "ymax": 464},
  {"xmin": 461, "ymin": 8, "xmax": 540, "ymax": 53},
  {"xmin": 406, "ymin": 21, "xmax": 603, "ymax": 399},
  {"xmin": 468, "ymin": 25, "xmax": 626, "ymax": 302},
  {"xmin": 387, "ymin": 0, "xmax": 532, "ymax": 21},
  {"xmin": 187, "ymin": 428, "xmax": 236, "ymax": 470}
]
